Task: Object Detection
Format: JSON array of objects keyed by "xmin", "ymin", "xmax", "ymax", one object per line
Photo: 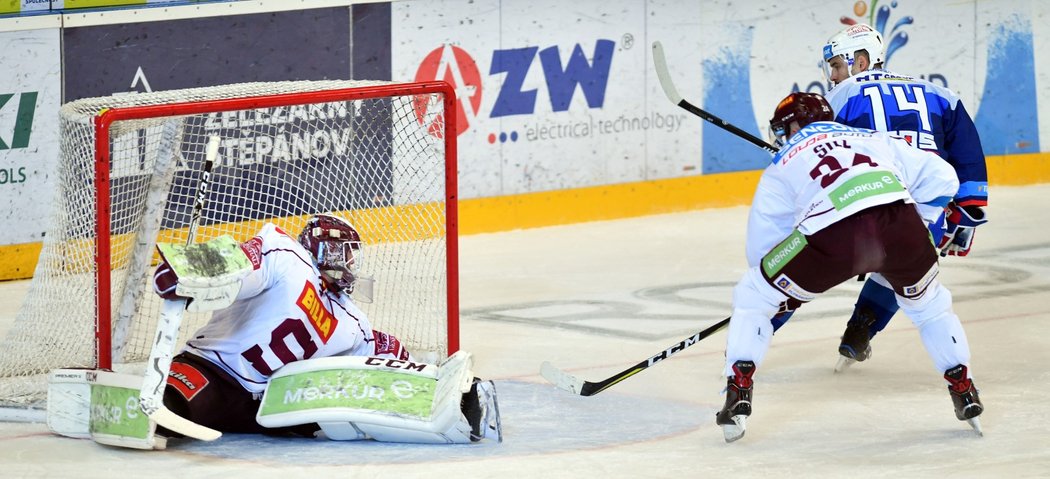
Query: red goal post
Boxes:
[{"xmin": 0, "ymin": 80, "xmax": 460, "ymax": 412}]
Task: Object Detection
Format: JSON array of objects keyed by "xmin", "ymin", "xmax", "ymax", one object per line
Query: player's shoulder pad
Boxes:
[
  {"xmin": 254, "ymin": 222, "xmax": 313, "ymax": 258},
  {"xmin": 864, "ymin": 69, "xmax": 962, "ymax": 106},
  {"xmin": 772, "ymin": 121, "xmax": 871, "ymax": 165},
  {"xmin": 825, "ymin": 75, "xmax": 869, "ymax": 113},
  {"xmin": 854, "ymin": 69, "xmax": 917, "ymax": 83}
]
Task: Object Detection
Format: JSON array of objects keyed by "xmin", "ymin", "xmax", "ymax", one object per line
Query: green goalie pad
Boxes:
[
  {"xmin": 156, "ymin": 235, "xmax": 253, "ymax": 312},
  {"xmin": 257, "ymin": 352, "xmax": 475, "ymax": 443},
  {"xmin": 47, "ymin": 369, "xmax": 166, "ymax": 450}
]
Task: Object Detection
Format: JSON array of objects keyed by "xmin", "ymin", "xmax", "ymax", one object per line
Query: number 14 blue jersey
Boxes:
[{"xmin": 825, "ymin": 70, "xmax": 988, "ymax": 207}]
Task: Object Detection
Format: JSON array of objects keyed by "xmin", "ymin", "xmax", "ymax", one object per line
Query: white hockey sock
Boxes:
[
  {"xmin": 917, "ymin": 314, "xmax": 972, "ymax": 374},
  {"xmin": 897, "ymin": 282, "xmax": 972, "ymax": 373},
  {"xmin": 724, "ymin": 268, "xmax": 783, "ymax": 376}
]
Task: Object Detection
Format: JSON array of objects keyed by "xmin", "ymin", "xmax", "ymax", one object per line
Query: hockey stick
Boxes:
[
  {"xmin": 541, "ymin": 317, "xmax": 730, "ymax": 396},
  {"xmin": 137, "ymin": 136, "xmax": 222, "ymax": 441},
  {"xmin": 651, "ymin": 41, "xmax": 778, "ymax": 155}
]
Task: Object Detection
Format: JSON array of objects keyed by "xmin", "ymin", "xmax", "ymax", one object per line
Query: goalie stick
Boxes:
[
  {"xmin": 651, "ymin": 41, "xmax": 778, "ymax": 155},
  {"xmin": 541, "ymin": 317, "xmax": 730, "ymax": 396},
  {"xmin": 137, "ymin": 136, "xmax": 223, "ymax": 441}
]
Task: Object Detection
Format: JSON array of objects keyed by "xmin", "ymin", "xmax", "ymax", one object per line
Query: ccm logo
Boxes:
[{"xmin": 364, "ymin": 357, "xmax": 428, "ymax": 372}]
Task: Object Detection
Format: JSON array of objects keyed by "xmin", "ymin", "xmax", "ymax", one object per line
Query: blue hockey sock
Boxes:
[
  {"xmin": 770, "ymin": 310, "xmax": 794, "ymax": 333},
  {"xmin": 852, "ymin": 279, "xmax": 900, "ymax": 337}
]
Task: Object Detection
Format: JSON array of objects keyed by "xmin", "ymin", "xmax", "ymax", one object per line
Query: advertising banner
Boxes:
[
  {"xmin": 58, "ymin": 0, "xmax": 178, "ymax": 9},
  {"xmin": 0, "ymin": 27, "xmax": 61, "ymax": 245},
  {"xmin": 63, "ymin": 7, "xmax": 351, "ymax": 101},
  {"xmin": 707, "ymin": 0, "xmax": 1042, "ymax": 165},
  {"xmin": 393, "ymin": 0, "xmax": 703, "ymax": 198},
  {"xmin": 0, "ymin": 0, "xmax": 186, "ymax": 14},
  {"xmin": 62, "ymin": 7, "xmax": 374, "ymax": 229},
  {"xmin": 393, "ymin": 0, "xmax": 1045, "ymax": 197},
  {"xmin": 0, "ymin": 0, "xmax": 52, "ymax": 15}
]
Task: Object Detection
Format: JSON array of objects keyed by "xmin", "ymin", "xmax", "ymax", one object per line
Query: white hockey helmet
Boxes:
[{"xmin": 822, "ymin": 23, "xmax": 885, "ymax": 80}]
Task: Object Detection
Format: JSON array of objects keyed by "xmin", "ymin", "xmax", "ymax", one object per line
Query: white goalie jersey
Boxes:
[
  {"xmin": 182, "ymin": 223, "xmax": 384, "ymax": 394},
  {"xmin": 745, "ymin": 122, "xmax": 959, "ymax": 266}
]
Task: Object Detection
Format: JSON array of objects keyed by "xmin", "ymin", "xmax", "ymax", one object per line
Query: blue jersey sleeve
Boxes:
[{"xmin": 940, "ymin": 101, "xmax": 988, "ymax": 207}]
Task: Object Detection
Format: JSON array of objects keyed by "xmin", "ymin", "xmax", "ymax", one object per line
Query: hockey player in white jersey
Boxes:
[
  {"xmin": 153, "ymin": 214, "xmax": 501, "ymax": 443},
  {"xmin": 811, "ymin": 23, "xmax": 990, "ymax": 372},
  {"xmin": 716, "ymin": 92, "xmax": 983, "ymax": 442}
]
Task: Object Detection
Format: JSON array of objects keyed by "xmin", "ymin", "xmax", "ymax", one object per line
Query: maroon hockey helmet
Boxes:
[
  {"xmin": 298, "ymin": 214, "xmax": 363, "ymax": 292},
  {"xmin": 769, "ymin": 92, "xmax": 834, "ymax": 146}
]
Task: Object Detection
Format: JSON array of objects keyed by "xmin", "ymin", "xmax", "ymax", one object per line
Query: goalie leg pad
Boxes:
[
  {"xmin": 47, "ymin": 369, "xmax": 167, "ymax": 450},
  {"xmin": 47, "ymin": 369, "xmax": 92, "ymax": 439},
  {"xmin": 258, "ymin": 351, "xmax": 489, "ymax": 443}
]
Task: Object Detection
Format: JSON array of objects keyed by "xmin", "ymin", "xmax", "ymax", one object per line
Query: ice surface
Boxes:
[{"xmin": 1, "ymin": 185, "xmax": 1048, "ymax": 478}]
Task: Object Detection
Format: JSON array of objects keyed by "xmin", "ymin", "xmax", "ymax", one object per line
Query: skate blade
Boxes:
[
  {"xmin": 491, "ymin": 387, "xmax": 504, "ymax": 443},
  {"xmin": 834, "ymin": 355, "xmax": 856, "ymax": 373},
  {"xmin": 967, "ymin": 417, "xmax": 983, "ymax": 437},
  {"xmin": 722, "ymin": 415, "xmax": 746, "ymax": 443}
]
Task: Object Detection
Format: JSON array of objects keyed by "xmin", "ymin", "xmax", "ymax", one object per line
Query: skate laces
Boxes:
[
  {"xmin": 730, "ymin": 361, "xmax": 755, "ymax": 388},
  {"xmin": 841, "ymin": 308, "xmax": 875, "ymax": 348},
  {"xmin": 944, "ymin": 365, "xmax": 974, "ymax": 395}
]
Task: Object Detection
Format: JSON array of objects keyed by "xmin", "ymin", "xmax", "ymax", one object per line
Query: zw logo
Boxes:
[
  {"xmin": 489, "ymin": 40, "xmax": 615, "ymax": 117},
  {"xmin": 413, "ymin": 40, "xmax": 615, "ymax": 136},
  {"xmin": 0, "ymin": 92, "xmax": 37, "ymax": 150}
]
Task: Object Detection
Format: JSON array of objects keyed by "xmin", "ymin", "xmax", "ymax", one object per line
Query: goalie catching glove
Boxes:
[
  {"xmin": 938, "ymin": 204, "xmax": 988, "ymax": 257},
  {"xmin": 152, "ymin": 235, "xmax": 254, "ymax": 312}
]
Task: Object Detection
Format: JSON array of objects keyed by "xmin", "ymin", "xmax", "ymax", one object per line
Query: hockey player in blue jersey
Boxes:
[{"xmin": 783, "ymin": 23, "xmax": 989, "ymax": 372}]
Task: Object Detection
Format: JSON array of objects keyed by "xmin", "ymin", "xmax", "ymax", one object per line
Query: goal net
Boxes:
[{"xmin": 0, "ymin": 80, "xmax": 459, "ymax": 414}]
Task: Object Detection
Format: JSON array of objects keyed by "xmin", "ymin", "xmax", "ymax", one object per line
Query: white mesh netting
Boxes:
[{"xmin": 0, "ymin": 80, "xmax": 455, "ymax": 412}]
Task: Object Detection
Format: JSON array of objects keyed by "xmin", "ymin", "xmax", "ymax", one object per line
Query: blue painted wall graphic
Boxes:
[
  {"xmin": 974, "ymin": 15, "xmax": 1039, "ymax": 155},
  {"xmin": 701, "ymin": 25, "xmax": 769, "ymax": 174}
]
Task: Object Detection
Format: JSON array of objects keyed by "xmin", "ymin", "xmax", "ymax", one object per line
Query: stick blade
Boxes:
[
  {"xmin": 651, "ymin": 41, "xmax": 684, "ymax": 105},
  {"xmin": 540, "ymin": 361, "xmax": 586, "ymax": 395},
  {"xmin": 151, "ymin": 406, "xmax": 222, "ymax": 441}
]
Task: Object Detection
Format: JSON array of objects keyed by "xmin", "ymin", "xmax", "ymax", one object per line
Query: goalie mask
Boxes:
[
  {"xmin": 769, "ymin": 92, "xmax": 834, "ymax": 147},
  {"xmin": 299, "ymin": 214, "xmax": 365, "ymax": 293},
  {"xmin": 822, "ymin": 23, "xmax": 885, "ymax": 82}
]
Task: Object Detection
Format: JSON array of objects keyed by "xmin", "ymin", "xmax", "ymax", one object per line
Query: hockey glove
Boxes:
[
  {"xmin": 938, "ymin": 204, "xmax": 988, "ymax": 257},
  {"xmin": 153, "ymin": 236, "xmax": 253, "ymax": 312},
  {"xmin": 153, "ymin": 257, "xmax": 183, "ymax": 300}
]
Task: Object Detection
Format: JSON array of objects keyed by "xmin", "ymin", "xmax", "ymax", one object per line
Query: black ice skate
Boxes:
[
  {"xmin": 835, "ymin": 307, "xmax": 876, "ymax": 373},
  {"xmin": 944, "ymin": 364, "xmax": 984, "ymax": 437},
  {"xmin": 716, "ymin": 360, "xmax": 755, "ymax": 443}
]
